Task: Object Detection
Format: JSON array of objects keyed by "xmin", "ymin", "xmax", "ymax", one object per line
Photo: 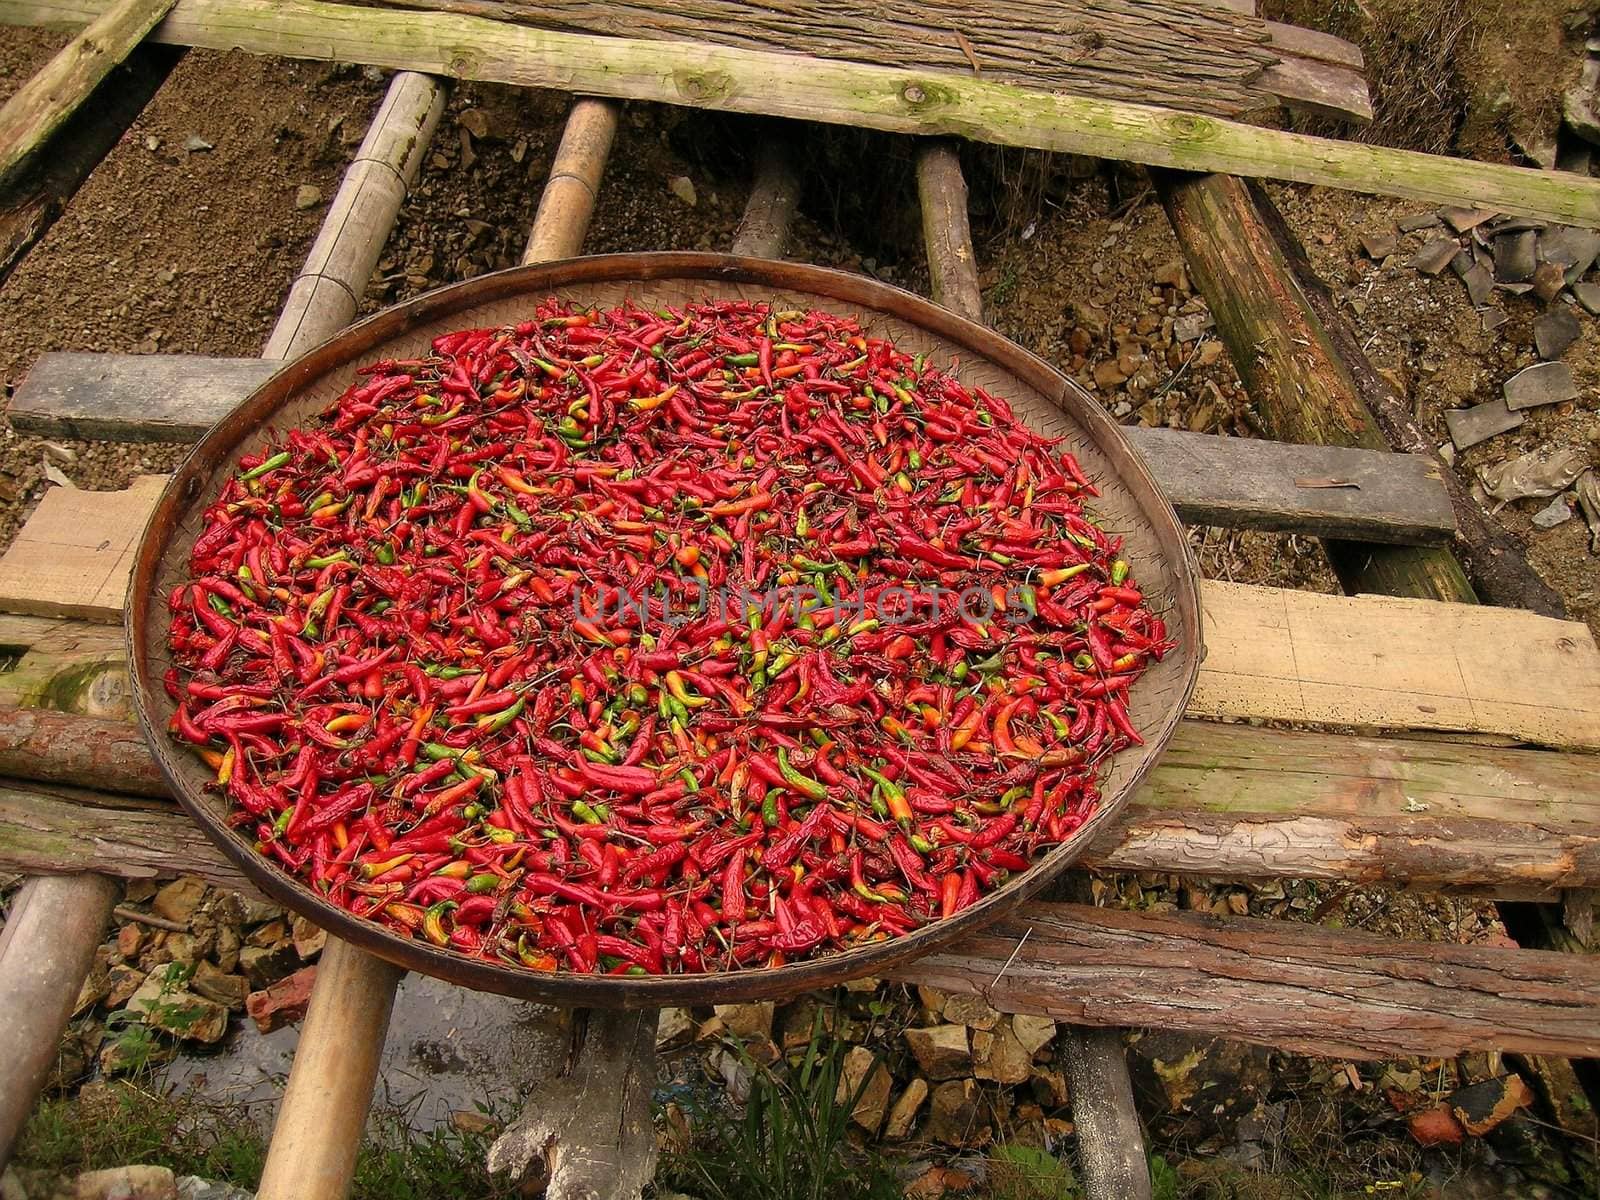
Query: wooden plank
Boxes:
[
  {"xmin": 8, "ymin": 352, "xmax": 1459, "ymax": 545},
  {"xmin": 365, "ymin": 0, "xmax": 1285, "ymax": 118},
  {"xmin": 892, "ymin": 901, "xmax": 1600, "ymax": 1060},
  {"xmin": 0, "ymin": 475, "xmax": 166, "ymax": 619},
  {"xmin": 0, "ymin": 0, "xmax": 174, "ymax": 188},
  {"xmin": 5, "ymin": 718, "xmax": 1595, "ymax": 894},
  {"xmin": 1, "ymin": 0, "xmax": 1594, "ymax": 224},
  {"xmin": 1194, "ymin": 581, "xmax": 1600, "ymax": 749},
  {"xmin": 1126, "ymin": 425, "xmax": 1454, "ymax": 544},
  {"xmin": 0, "ymin": 44, "xmax": 178, "ymax": 288},
  {"xmin": 8, "ymin": 351, "xmax": 278, "ymax": 439},
  {"xmin": 4, "ymin": 478, "xmax": 1587, "ymax": 745},
  {"xmin": 1264, "ymin": 20, "xmax": 1361, "ymax": 70}
]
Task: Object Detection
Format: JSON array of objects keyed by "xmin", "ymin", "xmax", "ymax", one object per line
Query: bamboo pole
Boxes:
[
  {"xmin": 264, "ymin": 70, "xmax": 445, "ymax": 360},
  {"xmin": 521, "ymin": 98, "xmax": 617, "ymax": 265},
  {"xmin": 4, "ymin": 0, "xmax": 1600, "ymax": 225},
  {"xmin": 914, "ymin": 140, "xmax": 1150, "ymax": 1200},
  {"xmin": 0, "ymin": 874, "xmax": 121, "ymax": 1167},
  {"xmin": 730, "ymin": 135, "xmax": 801, "ymax": 258},
  {"xmin": 254, "ymin": 940, "xmax": 403, "ymax": 1200},
  {"xmin": 0, "ymin": 0, "xmax": 174, "ymax": 189}
]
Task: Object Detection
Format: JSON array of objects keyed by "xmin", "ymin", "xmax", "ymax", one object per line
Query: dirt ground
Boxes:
[{"xmin": 1, "ymin": 12, "xmax": 1597, "ymax": 1198}]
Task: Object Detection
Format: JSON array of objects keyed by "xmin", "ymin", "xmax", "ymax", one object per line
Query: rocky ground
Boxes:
[{"xmin": 3, "ymin": 5, "xmax": 1600, "ymax": 1199}]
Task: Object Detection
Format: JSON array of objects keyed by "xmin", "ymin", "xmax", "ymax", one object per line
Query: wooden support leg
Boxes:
[
  {"xmin": 731, "ymin": 134, "xmax": 801, "ymax": 259},
  {"xmin": 1062, "ymin": 1029, "xmax": 1151, "ymax": 1200},
  {"xmin": 482, "ymin": 98, "xmax": 666, "ymax": 1200},
  {"xmin": 255, "ymin": 941, "xmax": 403, "ymax": 1200},
  {"xmin": 915, "ymin": 139, "xmax": 1150, "ymax": 1199},
  {"xmin": 0, "ymin": 873, "xmax": 120, "ymax": 1168},
  {"xmin": 915, "ymin": 142, "xmax": 983, "ymax": 322},
  {"xmin": 488, "ymin": 1009, "xmax": 660, "ymax": 1200}
]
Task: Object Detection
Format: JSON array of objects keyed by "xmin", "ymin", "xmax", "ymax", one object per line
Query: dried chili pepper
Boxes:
[{"xmin": 167, "ymin": 298, "xmax": 1173, "ymax": 974}]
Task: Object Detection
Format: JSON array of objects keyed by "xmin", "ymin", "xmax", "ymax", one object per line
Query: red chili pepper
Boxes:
[{"xmin": 167, "ymin": 299, "xmax": 1170, "ymax": 977}]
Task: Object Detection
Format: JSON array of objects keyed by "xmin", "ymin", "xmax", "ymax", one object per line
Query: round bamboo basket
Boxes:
[{"xmin": 127, "ymin": 253, "xmax": 1203, "ymax": 1006}]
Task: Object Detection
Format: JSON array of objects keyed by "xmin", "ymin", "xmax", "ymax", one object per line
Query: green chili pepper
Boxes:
[
  {"xmin": 239, "ymin": 451, "xmax": 290, "ymax": 482},
  {"xmin": 777, "ymin": 746, "xmax": 828, "ymax": 801}
]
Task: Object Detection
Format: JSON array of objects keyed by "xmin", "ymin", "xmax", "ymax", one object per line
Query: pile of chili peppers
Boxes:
[{"xmin": 165, "ymin": 298, "xmax": 1173, "ymax": 976}]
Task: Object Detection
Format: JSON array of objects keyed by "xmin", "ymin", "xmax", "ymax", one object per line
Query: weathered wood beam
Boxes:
[
  {"xmin": 3, "ymin": 781, "xmax": 1592, "ymax": 1059},
  {"xmin": 1246, "ymin": 180, "xmax": 1572, "ymax": 615},
  {"xmin": 0, "ymin": 707, "xmax": 164, "ymax": 795},
  {"xmin": 1155, "ymin": 170, "xmax": 1563, "ymax": 615},
  {"xmin": 892, "ymin": 901, "xmax": 1600, "ymax": 1060},
  {"xmin": 0, "ymin": 0, "xmax": 174, "ymax": 188},
  {"xmin": 6, "ymin": 352, "xmax": 1459, "ymax": 546},
  {"xmin": 0, "ymin": 43, "xmax": 179, "ymax": 287},
  {"xmin": 6, "ymin": 718, "xmax": 1596, "ymax": 895},
  {"xmin": 363, "ymin": 0, "xmax": 1370, "ymax": 122},
  {"xmin": 3, "ymin": 0, "xmax": 1597, "ymax": 223}
]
